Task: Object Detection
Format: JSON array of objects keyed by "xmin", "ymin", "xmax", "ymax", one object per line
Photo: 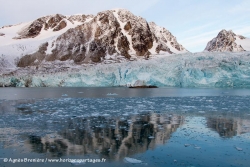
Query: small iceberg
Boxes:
[
  {"xmin": 107, "ymin": 93, "xmax": 118, "ymax": 96},
  {"xmin": 61, "ymin": 94, "xmax": 68, "ymax": 97},
  {"xmin": 124, "ymin": 157, "xmax": 142, "ymax": 164},
  {"xmin": 235, "ymin": 146, "xmax": 243, "ymax": 151},
  {"xmin": 17, "ymin": 118, "xmax": 31, "ymax": 121},
  {"xmin": 128, "ymin": 80, "xmax": 157, "ymax": 88},
  {"xmin": 70, "ymin": 161, "xmax": 86, "ymax": 166}
]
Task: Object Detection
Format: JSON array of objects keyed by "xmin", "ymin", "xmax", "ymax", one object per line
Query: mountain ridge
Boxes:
[{"xmin": 0, "ymin": 9, "xmax": 187, "ymax": 68}]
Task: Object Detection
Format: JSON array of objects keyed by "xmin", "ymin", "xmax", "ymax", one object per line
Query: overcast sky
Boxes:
[{"xmin": 0, "ymin": 0, "xmax": 250, "ymax": 52}]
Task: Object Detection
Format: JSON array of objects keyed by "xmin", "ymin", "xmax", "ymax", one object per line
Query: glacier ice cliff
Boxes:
[{"xmin": 1, "ymin": 52, "xmax": 250, "ymax": 88}]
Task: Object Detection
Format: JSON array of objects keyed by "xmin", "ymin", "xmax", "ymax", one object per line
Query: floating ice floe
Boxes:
[
  {"xmin": 235, "ymin": 146, "xmax": 243, "ymax": 151},
  {"xmin": 124, "ymin": 157, "xmax": 142, "ymax": 164},
  {"xmin": 148, "ymin": 136, "xmax": 155, "ymax": 139},
  {"xmin": 17, "ymin": 118, "xmax": 31, "ymax": 121},
  {"xmin": 107, "ymin": 93, "xmax": 118, "ymax": 96},
  {"xmin": 70, "ymin": 161, "xmax": 86, "ymax": 166}
]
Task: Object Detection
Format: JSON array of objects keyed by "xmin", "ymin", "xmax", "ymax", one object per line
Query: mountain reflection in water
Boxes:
[
  {"xmin": 27, "ymin": 113, "xmax": 184, "ymax": 159},
  {"xmin": 206, "ymin": 116, "xmax": 250, "ymax": 138},
  {"xmin": 1, "ymin": 111, "xmax": 249, "ymax": 160}
]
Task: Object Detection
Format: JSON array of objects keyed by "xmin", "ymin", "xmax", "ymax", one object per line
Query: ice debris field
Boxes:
[
  {"xmin": 1, "ymin": 51, "xmax": 250, "ymax": 87},
  {"xmin": 1, "ymin": 95, "xmax": 250, "ymax": 128}
]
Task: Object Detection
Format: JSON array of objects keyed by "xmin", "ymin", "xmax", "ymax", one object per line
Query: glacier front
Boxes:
[{"xmin": 1, "ymin": 52, "xmax": 250, "ymax": 88}]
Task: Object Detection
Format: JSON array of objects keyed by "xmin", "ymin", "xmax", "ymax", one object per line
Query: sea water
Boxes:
[{"xmin": 0, "ymin": 87, "xmax": 250, "ymax": 167}]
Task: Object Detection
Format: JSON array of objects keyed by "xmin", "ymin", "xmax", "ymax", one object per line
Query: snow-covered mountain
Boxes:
[
  {"xmin": 0, "ymin": 13, "xmax": 93, "ymax": 68},
  {"xmin": 204, "ymin": 29, "xmax": 250, "ymax": 52},
  {"xmin": 0, "ymin": 9, "xmax": 187, "ymax": 68}
]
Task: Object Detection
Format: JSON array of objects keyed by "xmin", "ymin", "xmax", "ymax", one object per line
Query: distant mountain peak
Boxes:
[{"xmin": 204, "ymin": 29, "xmax": 250, "ymax": 52}]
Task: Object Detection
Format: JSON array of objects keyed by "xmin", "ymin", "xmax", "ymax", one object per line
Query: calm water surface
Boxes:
[{"xmin": 0, "ymin": 87, "xmax": 250, "ymax": 167}]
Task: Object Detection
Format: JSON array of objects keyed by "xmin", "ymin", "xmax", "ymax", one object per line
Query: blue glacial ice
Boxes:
[{"xmin": 1, "ymin": 51, "xmax": 250, "ymax": 87}]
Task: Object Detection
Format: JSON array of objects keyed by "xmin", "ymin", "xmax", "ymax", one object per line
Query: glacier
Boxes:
[{"xmin": 1, "ymin": 51, "xmax": 250, "ymax": 88}]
